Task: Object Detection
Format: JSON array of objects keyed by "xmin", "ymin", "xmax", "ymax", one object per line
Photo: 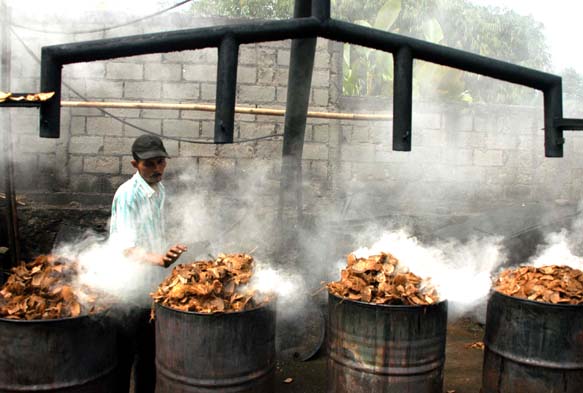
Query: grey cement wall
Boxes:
[{"xmin": 4, "ymin": 10, "xmax": 583, "ymax": 231}]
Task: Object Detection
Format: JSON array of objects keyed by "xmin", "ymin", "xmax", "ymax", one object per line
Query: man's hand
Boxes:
[{"xmin": 161, "ymin": 244, "xmax": 188, "ymax": 267}]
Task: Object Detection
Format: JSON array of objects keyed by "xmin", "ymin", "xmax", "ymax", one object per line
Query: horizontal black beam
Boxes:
[
  {"xmin": 0, "ymin": 93, "xmax": 43, "ymax": 107},
  {"xmin": 43, "ymin": 18, "xmax": 321, "ymax": 64},
  {"xmin": 0, "ymin": 101, "xmax": 41, "ymax": 108},
  {"xmin": 556, "ymin": 118, "xmax": 583, "ymax": 131},
  {"xmin": 321, "ymin": 19, "xmax": 560, "ymax": 91}
]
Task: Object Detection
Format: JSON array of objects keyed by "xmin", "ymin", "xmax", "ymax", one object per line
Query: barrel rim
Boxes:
[
  {"xmin": 155, "ymin": 299, "xmax": 275, "ymax": 316},
  {"xmin": 490, "ymin": 289, "xmax": 583, "ymax": 309},
  {"xmin": 0, "ymin": 309, "xmax": 110, "ymax": 324},
  {"xmin": 327, "ymin": 291, "xmax": 447, "ymax": 309}
]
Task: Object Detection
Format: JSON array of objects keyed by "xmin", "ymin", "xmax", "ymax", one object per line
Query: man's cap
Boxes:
[{"xmin": 132, "ymin": 134, "xmax": 169, "ymax": 160}]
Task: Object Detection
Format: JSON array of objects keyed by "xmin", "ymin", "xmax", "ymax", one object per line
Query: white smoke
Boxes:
[
  {"xmin": 346, "ymin": 229, "xmax": 505, "ymax": 319},
  {"xmin": 531, "ymin": 229, "xmax": 583, "ymax": 269}
]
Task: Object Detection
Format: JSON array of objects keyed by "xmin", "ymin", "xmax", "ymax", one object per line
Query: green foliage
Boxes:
[
  {"xmin": 192, "ymin": 0, "xmax": 293, "ymax": 19},
  {"xmin": 339, "ymin": 0, "xmax": 553, "ymax": 104},
  {"xmin": 190, "ymin": 0, "xmax": 564, "ymax": 104}
]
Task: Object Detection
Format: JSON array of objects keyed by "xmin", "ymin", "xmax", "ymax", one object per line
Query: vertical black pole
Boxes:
[
  {"xmin": 214, "ymin": 35, "xmax": 238, "ymax": 143},
  {"xmin": 544, "ymin": 82, "xmax": 563, "ymax": 157},
  {"xmin": 312, "ymin": 0, "xmax": 331, "ymax": 20},
  {"xmin": 40, "ymin": 48, "xmax": 62, "ymax": 138},
  {"xmin": 1, "ymin": 1, "xmax": 21, "ymax": 266},
  {"xmin": 278, "ymin": 0, "xmax": 316, "ymax": 260},
  {"xmin": 393, "ymin": 45, "xmax": 413, "ymax": 151}
]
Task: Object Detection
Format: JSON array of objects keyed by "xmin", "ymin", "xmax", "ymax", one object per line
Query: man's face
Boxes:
[{"xmin": 132, "ymin": 157, "xmax": 167, "ymax": 185}]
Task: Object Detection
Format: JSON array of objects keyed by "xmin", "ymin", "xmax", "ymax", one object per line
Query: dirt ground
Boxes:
[{"xmin": 274, "ymin": 318, "xmax": 484, "ymax": 393}]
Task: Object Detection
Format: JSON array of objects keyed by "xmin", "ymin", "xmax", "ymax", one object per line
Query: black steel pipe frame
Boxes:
[
  {"xmin": 393, "ymin": 46, "xmax": 413, "ymax": 151},
  {"xmin": 279, "ymin": 0, "xmax": 317, "ymax": 225},
  {"xmin": 215, "ymin": 35, "xmax": 239, "ymax": 143},
  {"xmin": 40, "ymin": 18, "xmax": 321, "ymax": 142},
  {"xmin": 39, "ymin": 0, "xmax": 572, "ymax": 156}
]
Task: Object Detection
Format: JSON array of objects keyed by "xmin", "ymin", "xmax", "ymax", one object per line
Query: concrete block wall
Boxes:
[{"xmin": 5, "ymin": 11, "xmax": 583, "ymax": 220}]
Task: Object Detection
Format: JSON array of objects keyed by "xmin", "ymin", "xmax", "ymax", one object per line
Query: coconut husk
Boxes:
[
  {"xmin": 327, "ymin": 252, "xmax": 439, "ymax": 305},
  {"xmin": 494, "ymin": 265, "xmax": 583, "ymax": 304},
  {"xmin": 0, "ymin": 91, "xmax": 55, "ymax": 103},
  {"xmin": 151, "ymin": 253, "xmax": 271, "ymax": 314},
  {"xmin": 0, "ymin": 255, "xmax": 109, "ymax": 320}
]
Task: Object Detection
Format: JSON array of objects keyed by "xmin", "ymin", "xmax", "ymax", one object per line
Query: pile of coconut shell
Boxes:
[
  {"xmin": 494, "ymin": 265, "xmax": 583, "ymax": 304},
  {"xmin": 327, "ymin": 252, "xmax": 439, "ymax": 305},
  {"xmin": 0, "ymin": 255, "xmax": 108, "ymax": 320},
  {"xmin": 151, "ymin": 253, "xmax": 270, "ymax": 313}
]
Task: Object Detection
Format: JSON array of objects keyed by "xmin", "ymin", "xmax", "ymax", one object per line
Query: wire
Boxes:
[
  {"xmin": 10, "ymin": 0, "xmax": 193, "ymax": 35},
  {"xmin": 10, "ymin": 26, "xmax": 285, "ymax": 145}
]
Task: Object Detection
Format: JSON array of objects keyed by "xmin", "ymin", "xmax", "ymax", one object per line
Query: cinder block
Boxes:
[
  {"xmin": 16, "ymin": 135, "xmax": 57, "ymax": 154},
  {"xmin": 145, "ymin": 63, "xmax": 182, "ymax": 81},
  {"xmin": 413, "ymin": 112, "xmax": 441, "ymax": 130},
  {"xmin": 163, "ymin": 83, "xmax": 200, "ymax": 100},
  {"xmin": 69, "ymin": 136, "xmax": 104, "ymax": 154},
  {"xmin": 312, "ymin": 124, "xmax": 330, "ymax": 143},
  {"xmin": 163, "ymin": 119, "xmax": 199, "ymax": 138},
  {"xmin": 239, "ymin": 46, "xmax": 257, "ymax": 65},
  {"xmin": 84, "ymin": 156, "xmax": 120, "ymax": 174},
  {"xmin": 141, "ymin": 109, "xmax": 180, "ymax": 119},
  {"xmin": 87, "ymin": 117, "xmax": 123, "ymax": 136},
  {"xmin": 64, "ymin": 62, "xmax": 106, "ymax": 78},
  {"xmin": 277, "ymin": 49, "xmax": 290, "ymax": 66},
  {"xmin": 473, "ymin": 149, "xmax": 504, "ymax": 166},
  {"xmin": 124, "ymin": 81, "xmax": 162, "ymax": 99},
  {"xmin": 179, "ymin": 142, "xmax": 217, "ymax": 157},
  {"xmin": 138, "ymin": 54, "xmax": 163, "ymax": 63},
  {"xmin": 257, "ymin": 67, "xmax": 274, "ymax": 85},
  {"xmin": 255, "ymin": 140, "xmax": 283, "ymax": 159},
  {"xmin": 444, "ymin": 112, "xmax": 473, "ymax": 132},
  {"xmin": 238, "ymin": 66, "xmax": 257, "ymax": 84},
  {"xmin": 239, "ymin": 122, "xmax": 276, "ymax": 139},
  {"xmin": 121, "ymin": 156, "xmax": 136, "ymax": 175},
  {"xmin": 106, "ymin": 63, "xmax": 143, "ymax": 80},
  {"xmin": 201, "ymin": 121, "xmax": 214, "ymax": 138},
  {"xmin": 68, "ymin": 155, "xmax": 84, "ymax": 174},
  {"xmin": 303, "ymin": 143, "xmax": 329, "ymax": 160},
  {"xmin": 340, "ymin": 144, "xmax": 375, "ymax": 162},
  {"xmin": 11, "ymin": 114, "xmax": 39, "ymax": 135},
  {"xmin": 312, "ymin": 88, "xmax": 329, "ymax": 107},
  {"xmin": 183, "ymin": 65, "xmax": 217, "ymax": 82},
  {"xmin": 276, "ymin": 87, "xmax": 287, "ymax": 103},
  {"xmin": 85, "ymin": 80, "xmax": 124, "ymax": 99},
  {"xmin": 163, "ymin": 51, "xmax": 197, "ymax": 64},
  {"xmin": 103, "ymin": 136, "xmax": 135, "ymax": 155},
  {"xmin": 442, "ymin": 148, "xmax": 473, "ymax": 166},
  {"xmin": 217, "ymin": 144, "xmax": 255, "ymax": 159},
  {"xmin": 257, "ymin": 48, "xmax": 276, "ymax": 67},
  {"xmin": 123, "ymin": 119, "xmax": 163, "ymax": 137},
  {"xmin": 374, "ymin": 145, "xmax": 410, "ymax": 163},
  {"xmin": 311, "ymin": 70, "xmax": 330, "ymax": 87},
  {"xmin": 200, "ymin": 84, "xmax": 217, "ymax": 100},
  {"xmin": 314, "ymin": 50, "xmax": 330, "ymax": 69},
  {"xmin": 238, "ymin": 85, "xmax": 275, "ymax": 103}
]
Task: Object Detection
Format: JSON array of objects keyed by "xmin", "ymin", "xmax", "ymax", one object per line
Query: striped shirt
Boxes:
[{"xmin": 110, "ymin": 172, "xmax": 167, "ymax": 255}]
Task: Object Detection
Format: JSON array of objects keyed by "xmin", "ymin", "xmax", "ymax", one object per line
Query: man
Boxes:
[{"xmin": 110, "ymin": 134, "xmax": 187, "ymax": 393}]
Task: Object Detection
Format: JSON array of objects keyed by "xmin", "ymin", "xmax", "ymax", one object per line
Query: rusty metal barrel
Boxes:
[
  {"xmin": 327, "ymin": 292, "xmax": 448, "ymax": 393},
  {"xmin": 482, "ymin": 290, "xmax": 583, "ymax": 393},
  {"xmin": 0, "ymin": 313, "xmax": 117, "ymax": 393},
  {"xmin": 155, "ymin": 302, "xmax": 276, "ymax": 393}
]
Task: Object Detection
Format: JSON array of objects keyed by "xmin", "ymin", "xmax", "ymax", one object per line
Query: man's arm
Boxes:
[{"xmin": 124, "ymin": 244, "xmax": 188, "ymax": 268}]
